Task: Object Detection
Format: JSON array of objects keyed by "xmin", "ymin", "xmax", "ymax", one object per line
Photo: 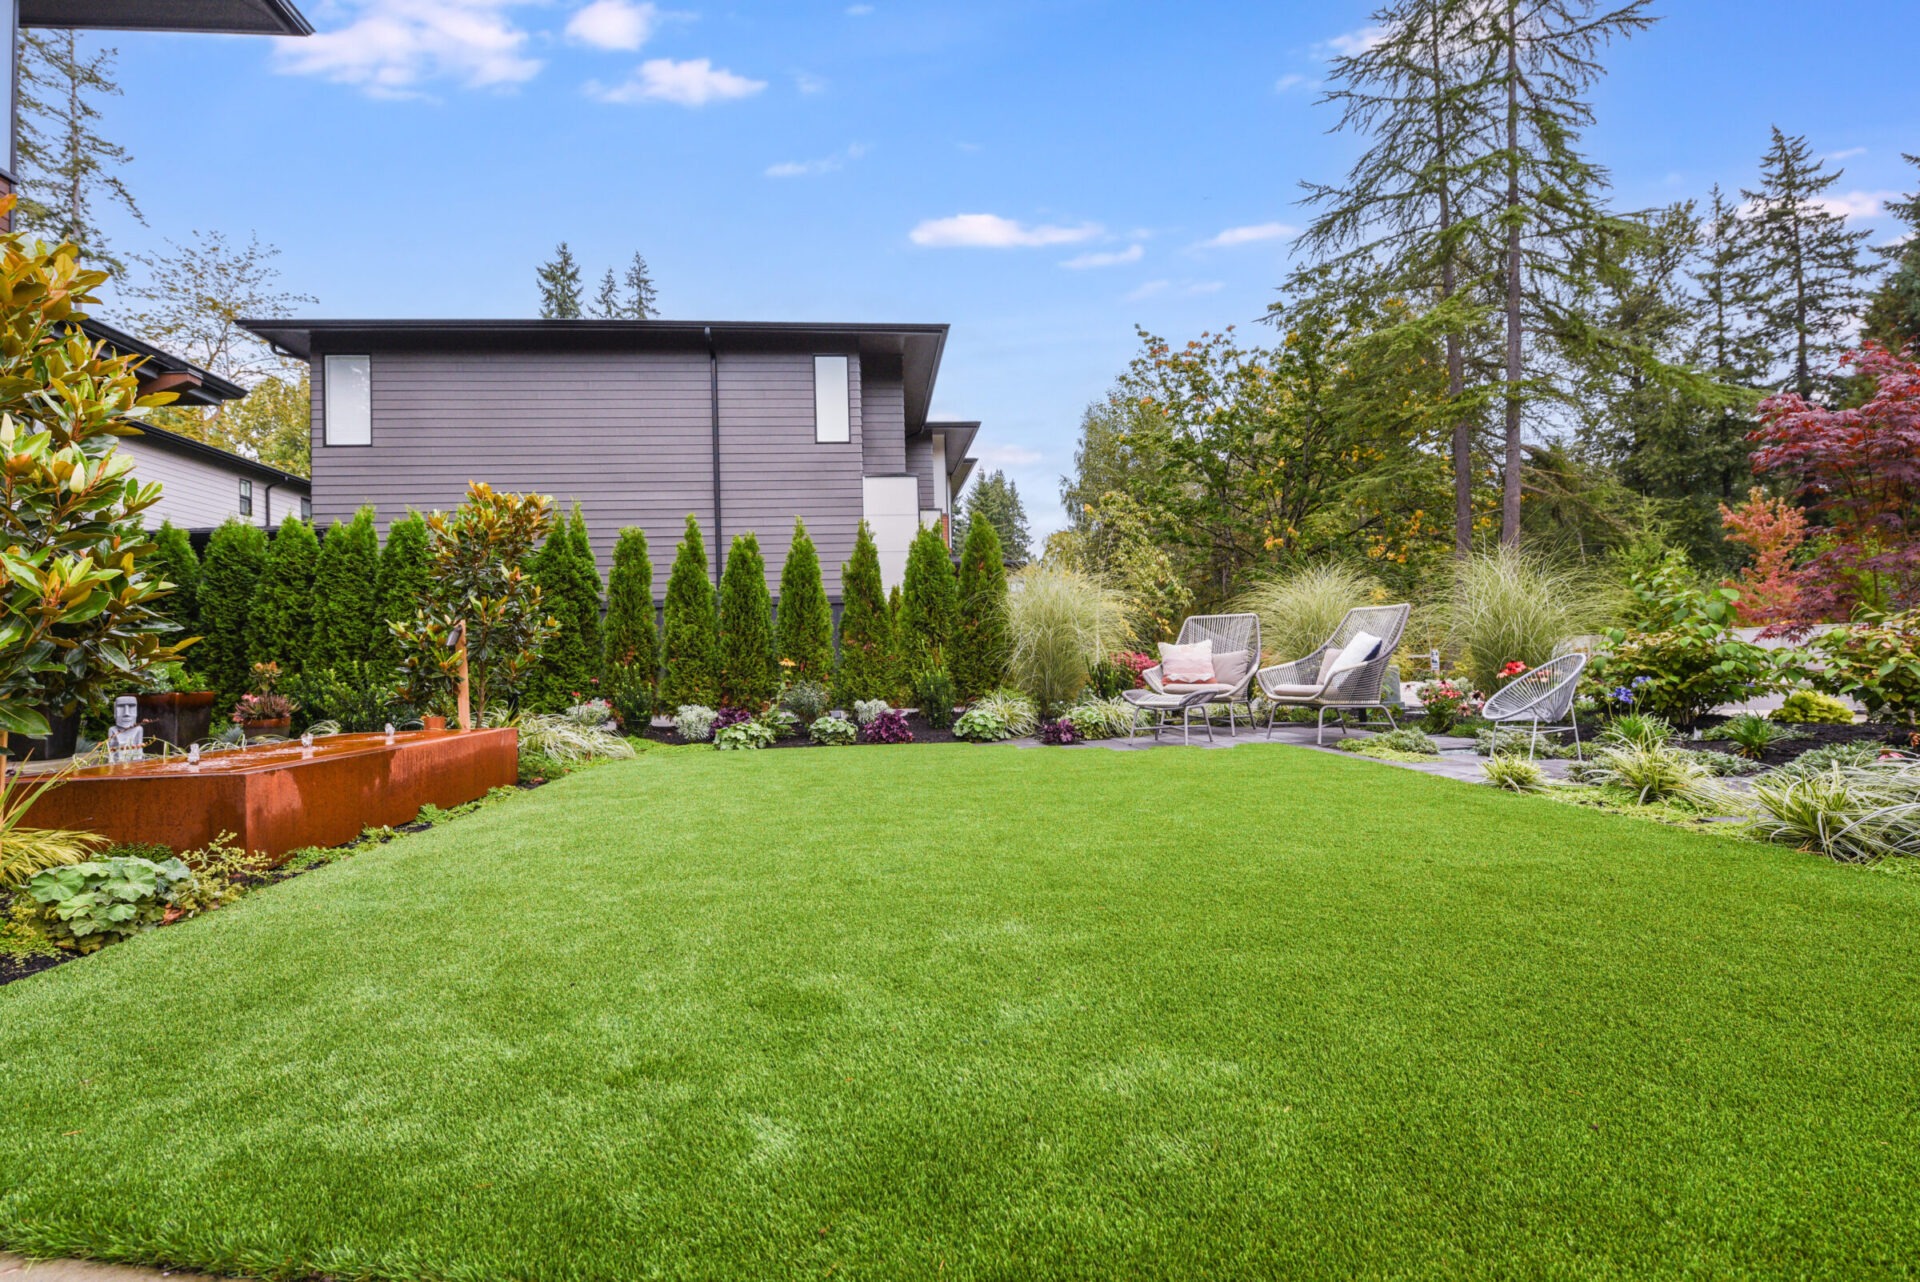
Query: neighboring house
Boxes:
[
  {"xmin": 236, "ymin": 319, "xmax": 981, "ymax": 598},
  {"xmin": 81, "ymin": 318, "xmax": 311, "ymax": 534}
]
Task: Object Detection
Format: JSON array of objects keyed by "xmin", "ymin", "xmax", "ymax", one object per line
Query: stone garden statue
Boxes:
[{"xmin": 106, "ymin": 695, "xmax": 145, "ymax": 764}]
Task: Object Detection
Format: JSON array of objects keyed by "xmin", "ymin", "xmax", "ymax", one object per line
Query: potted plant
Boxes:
[
  {"xmin": 231, "ymin": 662, "xmax": 296, "ymax": 738},
  {"xmin": 419, "ymin": 689, "xmax": 456, "ymax": 732},
  {"xmin": 137, "ymin": 663, "xmax": 217, "ymax": 749}
]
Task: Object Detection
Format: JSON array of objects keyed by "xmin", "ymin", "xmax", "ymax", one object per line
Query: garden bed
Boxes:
[
  {"xmin": 637, "ymin": 711, "xmax": 963, "ymax": 749},
  {"xmin": 1671, "ymin": 715, "xmax": 1911, "ymax": 767}
]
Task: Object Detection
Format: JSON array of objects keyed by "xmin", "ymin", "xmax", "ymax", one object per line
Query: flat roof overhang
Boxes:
[
  {"xmin": 20, "ymin": 0, "xmax": 313, "ymax": 35},
  {"xmin": 76, "ymin": 318, "xmax": 248, "ymax": 408},
  {"xmin": 240, "ymin": 318, "xmax": 953, "ymax": 430}
]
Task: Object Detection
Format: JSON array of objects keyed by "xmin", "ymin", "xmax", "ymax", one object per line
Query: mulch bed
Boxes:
[{"xmin": 1671, "ymin": 716, "xmax": 1915, "ymax": 768}]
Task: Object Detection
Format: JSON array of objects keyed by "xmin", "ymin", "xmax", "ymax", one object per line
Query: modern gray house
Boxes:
[
  {"xmin": 82, "ymin": 319, "xmax": 312, "ymax": 534},
  {"xmin": 237, "ymin": 319, "xmax": 981, "ymax": 599}
]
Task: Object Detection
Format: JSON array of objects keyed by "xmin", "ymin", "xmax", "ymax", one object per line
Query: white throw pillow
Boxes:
[
  {"xmin": 1322, "ymin": 631, "xmax": 1382, "ymax": 684},
  {"xmin": 1158, "ymin": 639, "xmax": 1215, "ymax": 683}
]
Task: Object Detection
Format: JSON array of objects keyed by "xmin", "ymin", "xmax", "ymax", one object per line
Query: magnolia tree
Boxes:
[
  {"xmin": 390, "ymin": 482, "xmax": 559, "ymax": 721},
  {"xmin": 0, "ymin": 202, "xmax": 185, "ymax": 751},
  {"xmin": 1752, "ymin": 342, "xmax": 1920, "ymax": 620}
]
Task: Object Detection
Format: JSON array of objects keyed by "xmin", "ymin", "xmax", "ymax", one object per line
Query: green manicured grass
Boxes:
[{"xmin": 3, "ymin": 743, "xmax": 1917, "ymax": 1278}]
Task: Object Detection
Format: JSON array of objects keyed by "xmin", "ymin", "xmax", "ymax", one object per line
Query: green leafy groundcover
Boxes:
[{"xmin": 1, "ymin": 745, "xmax": 1916, "ymax": 1278}]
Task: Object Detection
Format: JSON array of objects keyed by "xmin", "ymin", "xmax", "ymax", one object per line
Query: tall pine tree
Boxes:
[
  {"xmin": 624, "ymin": 252, "xmax": 659, "ymax": 319},
  {"xmin": 196, "ymin": 519, "xmax": 268, "ymax": 704},
  {"xmin": 1738, "ymin": 128, "xmax": 1874, "ymax": 398},
  {"xmin": 15, "ymin": 31, "xmax": 142, "ymax": 266},
  {"xmin": 249, "ymin": 515, "xmax": 319, "ymax": 674},
  {"xmin": 530, "ymin": 502, "xmax": 605, "ymax": 706},
  {"xmin": 536, "ymin": 242, "xmax": 584, "ymax": 319},
  {"xmin": 604, "ymin": 526, "xmax": 657, "ymax": 677},
  {"xmin": 898, "ymin": 524, "xmax": 959, "ymax": 674},
  {"xmin": 835, "ymin": 520, "xmax": 897, "ymax": 705},
  {"xmin": 952, "ymin": 517, "xmax": 1010, "ymax": 700},
  {"xmin": 953, "ymin": 470, "xmax": 1034, "ymax": 566},
  {"xmin": 660, "ymin": 515, "xmax": 719, "ymax": 709},
  {"xmin": 775, "ymin": 517, "xmax": 834, "ymax": 682},
  {"xmin": 591, "ymin": 267, "xmax": 624, "ymax": 320},
  {"xmin": 308, "ymin": 507, "xmax": 380, "ymax": 672},
  {"xmin": 372, "ymin": 512, "xmax": 431, "ymax": 669},
  {"xmin": 1864, "ymin": 154, "xmax": 1920, "ymax": 352}
]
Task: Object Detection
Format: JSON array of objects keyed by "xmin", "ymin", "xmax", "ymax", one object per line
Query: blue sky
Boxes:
[{"xmin": 86, "ymin": 0, "xmax": 1920, "ymax": 536}]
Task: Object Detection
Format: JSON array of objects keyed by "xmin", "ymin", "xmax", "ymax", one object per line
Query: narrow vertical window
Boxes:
[
  {"xmin": 813, "ymin": 355, "xmax": 850, "ymax": 443},
  {"xmin": 300, "ymin": 496, "xmax": 312, "ymax": 522},
  {"xmin": 239, "ymin": 478, "xmax": 253, "ymax": 516},
  {"xmin": 324, "ymin": 354, "xmax": 372, "ymax": 446}
]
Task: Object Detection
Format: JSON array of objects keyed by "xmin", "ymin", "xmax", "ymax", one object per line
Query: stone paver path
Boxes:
[{"xmin": 0, "ymin": 1254, "xmax": 226, "ymax": 1281}]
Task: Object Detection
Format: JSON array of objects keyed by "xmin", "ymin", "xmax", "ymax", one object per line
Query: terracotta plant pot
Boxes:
[
  {"xmin": 242, "ymin": 717, "xmax": 292, "ymax": 738},
  {"xmin": 422, "ymin": 715, "xmax": 448, "ymax": 731}
]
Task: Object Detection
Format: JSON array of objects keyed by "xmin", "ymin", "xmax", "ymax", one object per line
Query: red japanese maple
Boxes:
[{"xmin": 1751, "ymin": 343, "xmax": 1920, "ymax": 622}]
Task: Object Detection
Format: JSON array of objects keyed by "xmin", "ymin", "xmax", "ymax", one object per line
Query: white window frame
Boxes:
[
  {"xmin": 813, "ymin": 355, "xmax": 851, "ymax": 444},
  {"xmin": 323, "ymin": 354, "xmax": 373, "ymax": 447}
]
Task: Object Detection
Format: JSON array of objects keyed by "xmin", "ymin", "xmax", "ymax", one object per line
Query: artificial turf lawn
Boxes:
[{"xmin": 2, "ymin": 743, "xmax": 1916, "ymax": 1280}]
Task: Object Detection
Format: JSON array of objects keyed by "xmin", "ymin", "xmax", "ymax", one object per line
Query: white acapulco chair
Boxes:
[{"xmin": 1479, "ymin": 652, "xmax": 1589, "ymax": 760}]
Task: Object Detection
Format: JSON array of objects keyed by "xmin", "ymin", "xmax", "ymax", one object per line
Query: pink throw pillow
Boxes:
[{"xmin": 1159, "ymin": 639, "xmax": 1215, "ymax": 684}]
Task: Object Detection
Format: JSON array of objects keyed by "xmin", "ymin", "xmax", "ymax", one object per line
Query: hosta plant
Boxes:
[
  {"xmin": 808, "ymin": 714, "xmax": 858, "ymax": 746},
  {"xmin": 715, "ymin": 718, "xmax": 776, "ymax": 751},
  {"xmin": 1062, "ymin": 696, "xmax": 1136, "ymax": 741}
]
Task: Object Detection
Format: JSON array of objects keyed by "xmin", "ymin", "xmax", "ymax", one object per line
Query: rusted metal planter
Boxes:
[{"xmin": 21, "ymin": 729, "xmax": 519, "ymax": 863}]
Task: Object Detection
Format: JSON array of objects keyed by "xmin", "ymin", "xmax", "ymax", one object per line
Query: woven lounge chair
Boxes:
[
  {"xmin": 1479, "ymin": 652, "xmax": 1588, "ymax": 760},
  {"xmin": 1255, "ymin": 604, "xmax": 1411, "ymax": 744},
  {"xmin": 1130, "ymin": 612, "xmax": 1262, "ymax": 736}
]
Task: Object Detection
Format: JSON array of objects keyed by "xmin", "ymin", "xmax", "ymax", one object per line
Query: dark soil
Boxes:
[
  {"xmin": 1672, "ymin": 716, "xmax": 1911, "ymax": 767},
  {"xmin": 639, "ymin": 711, "xmax": 963, "ymax": 749}
]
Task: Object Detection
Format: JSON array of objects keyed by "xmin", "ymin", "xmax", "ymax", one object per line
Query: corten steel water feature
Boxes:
[{"xmin": 20, "ymin": 729, "xmax": 519, "ymax": 863}]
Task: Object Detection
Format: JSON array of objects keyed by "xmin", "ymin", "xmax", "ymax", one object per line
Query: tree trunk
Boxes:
[
  {"xmin": 1500, "ymin": 8, "xmax": 1524, "ymax": 547},
  {"xmin": 1435, "ymin": 11, "xmax": 1473, "ymax": 559}
]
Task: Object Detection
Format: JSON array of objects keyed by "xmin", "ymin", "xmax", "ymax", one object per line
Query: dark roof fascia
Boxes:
[
  {"xmin": 238, "ymin": 317, "xmax": 951, "ymax": 430},
  {"xmin": 20, "ymin": 0, "xmax": 314, "ymax": 35},
  {"xmin": 950, "ymin": 458, "xmax": 978, "ymax": 496},
  {"xmin": 129, "ymin": 422, "xmax": 311, "ymax": 490},
  {"xmin": 923, "ymin": 420, "xmax": 981, "ymax": 472},
  {"xmin": 75, "ymin": 318, "xmax": 248, "ymax": 405}
]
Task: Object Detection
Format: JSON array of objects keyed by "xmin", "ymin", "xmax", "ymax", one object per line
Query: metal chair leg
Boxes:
[{"xmin": 1571, "ymin": 712, "xmax": 1582, "ymax": 762}]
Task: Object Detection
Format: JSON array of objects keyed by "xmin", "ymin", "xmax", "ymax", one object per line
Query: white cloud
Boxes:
[
  {"xmin": 1197, "ymin": 221, "xmax": 1296, "ymax": 249},
  {"xmin": 1817, "ymin": 189, "xmax": 1898, "ymax": 221},
  {"xmin": 794, "ymin": 71, "xmax": 827, "ymax": 94},
  {"xmin": 565, "ymin": 0, "xmax": 655, "ymax": 50},
  {"xmin": 1316, "ymin": 24, "xmax": 1386, "ymax": 58},
  {"xmin": 766, "ymin": 143, "xmax": 867, "ymax": 178},
  {"xmin": 1125, "ymin": 279, "xmax": 1169, "ymax": 302},
  {"xmin": 1061, "ymin": 244, "xmax": 1143, "ymax": 269},
  {"xmin": 1185, "ymin": 281, "xmax": 1224, "ymax": 295},
  {"xmin": 909, "ymin": 213, "xmax": 1102, "ymax": 248},
  {"xmin": 1273, "ymin": 73, "xmax": 1312, "ymax": 92},
  {"xmin": 980, "ymin": 444, "xmax": 1044, "ymax": 467},
  {"xmin": 846, "ymin": 3, "xmax": 874, "ymax": 13},
  {"xmin": 589, "ymin": 57, "xmax": 766, "ymax": 106},
  {"xmin": 273, "ymin": 0, "xmax": 542, "ymax": 96},
  {"xmin": 1826, "ymin": 146, "xmax": 1868, "ymax": 162}
]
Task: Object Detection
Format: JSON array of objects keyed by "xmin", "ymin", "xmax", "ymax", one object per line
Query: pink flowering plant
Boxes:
[{"xmin": 1413, "ymin": 678, "xmax": 1479, "ymax": 734}]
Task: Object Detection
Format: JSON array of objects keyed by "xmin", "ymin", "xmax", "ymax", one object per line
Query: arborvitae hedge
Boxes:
[
  {"xmin": 151, "ymin": 520, "xmax": 201, "ymax": 649},
  {"xmin": 775, "ymin": 517, "xmax": 834, "ymax": 683},
  {"xmin": 952, "ymin": 517, "xmax": 1011, "ymax": 699},
  {"xmin": 835, "ymin": 520, "xmax": 897, "ymax": 705},
  {"xmin": 198, "ymin": 519, "xmax": 269, "ymax": 705},
  {"xmin": 659, "ymin": 514, "xmax": 719, "ymax": 709},
  {"xmin": 308, "ymin": 506, "xmax": 380, "ymax": 673},
  {"xmin": 899, "ymin": 523, "xmax": 959, "ymax": 674},
  {"xmin": 603, "ymin": 526, "xmax": 657, "ymax": 680},
  {"xmin": 372, "ymin": 511, "xmax": 431, "ymax": 669},
  {"xmin": 717, "ymin": 531, "xmax": 777, "ymax": 709},
  {"xmin": 530, "ymin": 502, "xmax": 605, "ymax": 708},
  {"xmin": 249, "ymin": 514, "xmax": 320, "ymax": 675}
]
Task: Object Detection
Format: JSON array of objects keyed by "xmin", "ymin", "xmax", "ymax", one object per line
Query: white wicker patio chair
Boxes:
[
  {"xmin": 1255, "ymin": 604, "xmax": 1411, "ymax": 744},
  {"xmin": 1480, "ymin": 653, "xmax": 1588, "ymax": 760},
  {"xmin": 1131, "ymin": 612, "xmax": 1262, "ymax": 736}
]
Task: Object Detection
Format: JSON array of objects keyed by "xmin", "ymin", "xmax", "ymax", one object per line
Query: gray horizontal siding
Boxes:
[
  {"xmin": 861, "ymin": 372, "xmax": 905, "ymax": 477},
  {"xmin": 904, "ymin": 435, "xmax": 937, "ymax": 511},
  {"xmin": 122, "ymin": 436, "xmax": 285, "ymax": 530},
  {"xmin": 717, "ymin": 351, "xmax": 864, "ymax": 598},
  {"xmin": 311, "ymin": 349, "xmax": 715, "ymax": 596}
]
